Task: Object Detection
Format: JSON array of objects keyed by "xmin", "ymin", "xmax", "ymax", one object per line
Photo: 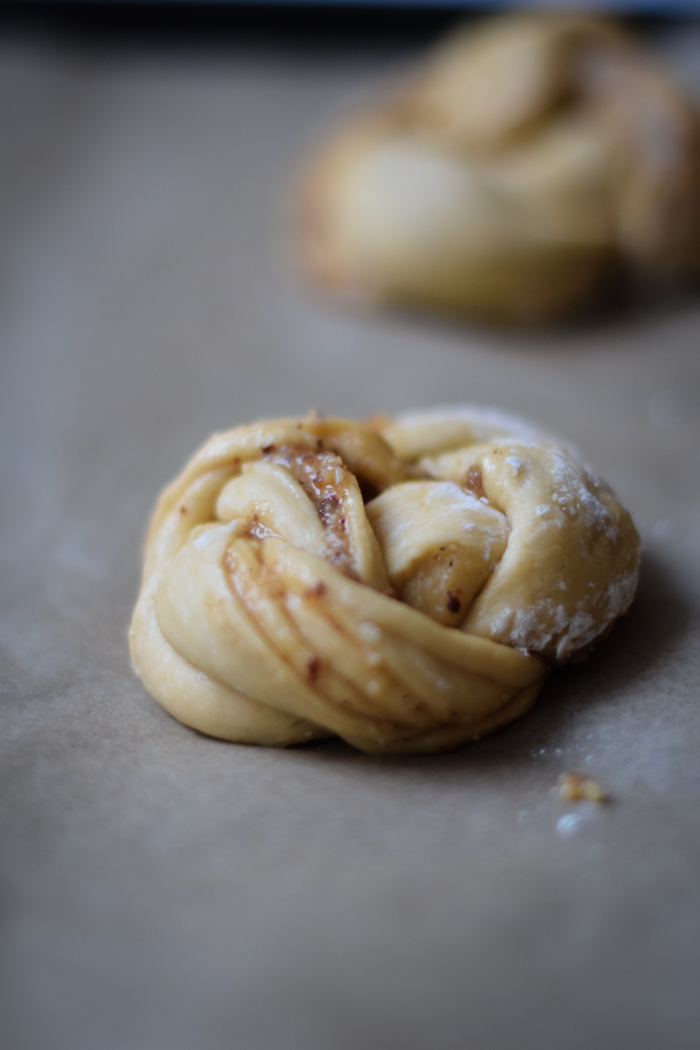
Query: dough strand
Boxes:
[
  {"xmin": 130, "ymin": 407, "xmax": 639, "ymax": 753},
  {"xmin": 298, "ymin": 14, "xmax": 700, "ymax": 325}
]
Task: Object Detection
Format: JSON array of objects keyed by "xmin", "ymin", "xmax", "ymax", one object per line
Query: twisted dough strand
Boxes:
[
  {"xmin": 299, "ymin": 14, "xmax": 700, "ymax": 325},
  {"xmin": 130, "ymin": 408, "xmax": 639, "ymax": 753}
]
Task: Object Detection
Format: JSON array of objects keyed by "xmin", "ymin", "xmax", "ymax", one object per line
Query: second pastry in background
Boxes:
[{"xmin": 297, "ymin": 14, "xmax": 700, "ymax": 326}]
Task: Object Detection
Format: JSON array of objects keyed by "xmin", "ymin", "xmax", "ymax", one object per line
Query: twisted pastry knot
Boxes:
[
  {"xmin": 299, "ymin": 14, "xmax": 700, "ymax": 325},
  {"xmin": 130, "ymin": 408, "xmax": 639, "ymax": 754}
]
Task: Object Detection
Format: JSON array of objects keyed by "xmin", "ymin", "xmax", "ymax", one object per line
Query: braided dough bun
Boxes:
[
  {"xmin": 130, "ymin": 407, "xmax": 639, "ymax": 754},
  {"xmin": 298, "ymin": 14, "xmax": 700, "ymax": 325}
]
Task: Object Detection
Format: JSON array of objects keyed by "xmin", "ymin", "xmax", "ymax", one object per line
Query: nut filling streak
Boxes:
[{"xmin": 130, "ymin": 407, "xmax": 640, "ymax": 754}]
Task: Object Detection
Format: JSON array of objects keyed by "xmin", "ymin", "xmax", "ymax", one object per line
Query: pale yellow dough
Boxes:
[
  {"xmin": 129, "ymin": 406, "xmax": 639, "ymax": 754},
  {"xmin": 298, "ymin": 14, "xmax": 700, "ymax": 325}
]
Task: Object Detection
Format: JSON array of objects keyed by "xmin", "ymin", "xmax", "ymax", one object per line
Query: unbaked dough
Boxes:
[
  {"xmin": 129, "ymin": 406, "xmax": 639, "ymax": 753},
  {"xmin": 298, "ymin": 14, "xmax": 700, "ymax": 325}
]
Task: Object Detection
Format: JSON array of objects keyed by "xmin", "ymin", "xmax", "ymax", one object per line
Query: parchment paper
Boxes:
[{"xmin": 1, "ymin": 17, "xmax": 699, "ymax": 1050}]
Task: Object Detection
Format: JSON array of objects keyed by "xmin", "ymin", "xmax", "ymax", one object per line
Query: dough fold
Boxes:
[
  {"xmin": 298, "ymin": 14, "xmax": 700, "ymax": 325},
  {"xmin": 130, "ymin": 408, "xmax": 639, "ymax": 753}
]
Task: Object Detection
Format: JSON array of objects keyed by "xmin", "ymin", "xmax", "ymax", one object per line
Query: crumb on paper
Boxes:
[
  {"xmin": 556, "ymin": 813, "xmax": 584, "ymax": 837},
  {"xmin": 557, "ymin": 772, "xmax": 608, "ymax": 803}
]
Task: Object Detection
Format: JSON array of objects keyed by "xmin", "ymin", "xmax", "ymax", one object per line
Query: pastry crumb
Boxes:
[{"xmin": 557, "ymin": 772, "xmax": 608, "ymax": 803}]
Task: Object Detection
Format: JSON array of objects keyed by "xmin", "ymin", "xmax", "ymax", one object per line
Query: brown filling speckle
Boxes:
[
  {"xmin": 306, "ymin": 656, "xmax": 321, "ymax": 683},
  {"xmin": 464, "ymin": 468, "xmax": 485, "ymax": 500},
  {"xmin": 306, "ymin": 580, "xmax": 327, "ymax": 598}
]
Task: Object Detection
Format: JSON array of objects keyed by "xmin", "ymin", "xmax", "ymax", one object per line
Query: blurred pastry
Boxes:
[
  {"xmin": 129, "ymin": 406, "xmax": 640, "ymax": 754},
  {"xmin": 298, "ymin": 14, "xmax": 700, "ymax": 325}
]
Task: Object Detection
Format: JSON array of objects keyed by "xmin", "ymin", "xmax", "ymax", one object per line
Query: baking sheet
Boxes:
[{"xmin": 1, "ymin": 16, "xmax": 700, "ymax": 1050}]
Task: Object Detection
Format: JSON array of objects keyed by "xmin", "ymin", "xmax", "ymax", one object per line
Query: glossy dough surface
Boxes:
[
  {"xmin": 129, "ymin": 407, "xmax": 640, "ymax": 754},
  {"xmin": 299, "ymin": 14, "xmax": 700, "ymax": 324}
]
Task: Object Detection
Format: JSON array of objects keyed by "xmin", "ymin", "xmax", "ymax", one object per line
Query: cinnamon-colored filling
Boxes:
[{"xmin": 264, "ymin": 445, "xmax": 355, "ymax": 576}]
